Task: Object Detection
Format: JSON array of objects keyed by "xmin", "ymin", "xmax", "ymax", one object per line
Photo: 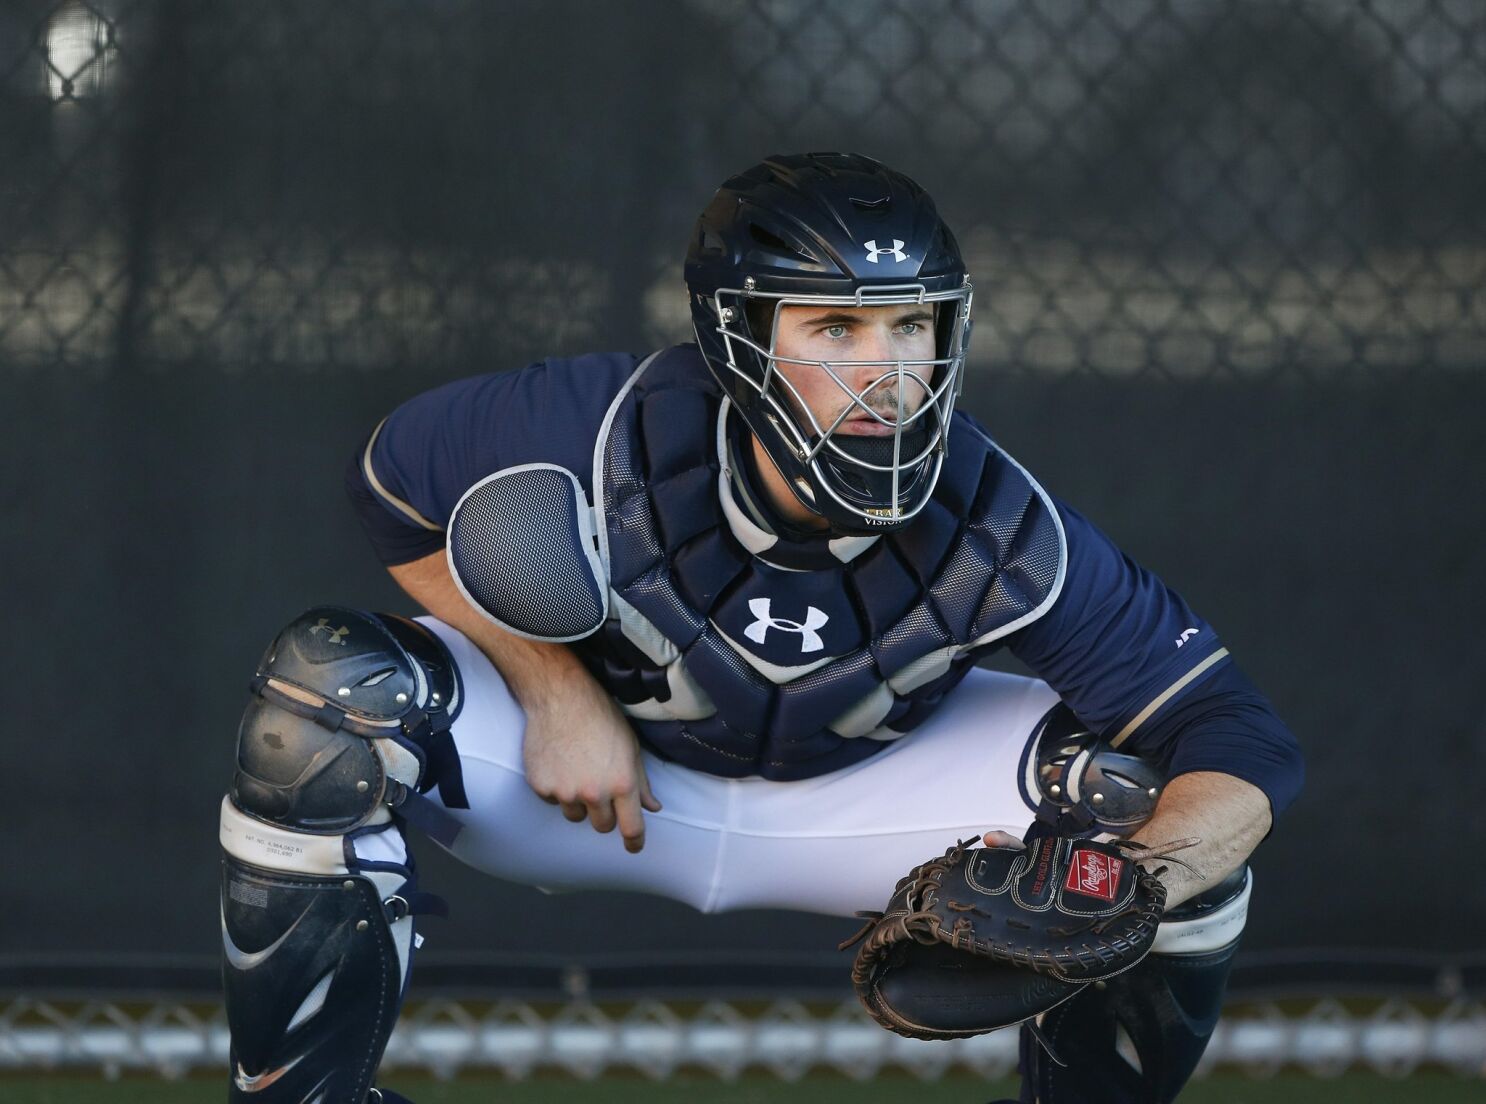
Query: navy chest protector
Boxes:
[{"xmin": 448, "ymin": 346, "xmax": 1067, "ymax": 781}]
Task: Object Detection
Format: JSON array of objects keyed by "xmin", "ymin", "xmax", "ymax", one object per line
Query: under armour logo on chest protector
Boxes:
[
  {"xmin": 744, "ymin": 598, "xmax": 829, "ymax": 654},
  {"xmin": 711, "ymin": 559, "xmax": 864, "ymax": 676}
]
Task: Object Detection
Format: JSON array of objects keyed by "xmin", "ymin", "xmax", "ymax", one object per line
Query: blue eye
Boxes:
[
  {"xmin": 898, "ymin": 322, "xmax": 920, "ymax": 335},
  {"xmin": 825, "ymin": 324, "xmax": 847, "ymax": 338}
]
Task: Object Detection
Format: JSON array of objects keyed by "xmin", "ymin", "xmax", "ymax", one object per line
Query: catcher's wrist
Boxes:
[
  {"xmin": 1121, "ymin": 835, "xmax": 1204, "ymax": 909},
  {"xmin": 1132, "ymin": 853, "xmax": 1198, "ymax": 909}
]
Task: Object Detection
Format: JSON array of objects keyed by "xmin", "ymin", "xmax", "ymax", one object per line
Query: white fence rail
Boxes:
[{"xmin": 3, "ymin": 997, "xmax": 1484, "ymax": 1081}]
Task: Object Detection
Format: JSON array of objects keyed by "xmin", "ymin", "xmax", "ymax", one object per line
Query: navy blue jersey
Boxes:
[
  {"xmin": 346, "ymin": 353, "xmax": 639, "ymax": 565},
  {"xmin": 1000, "ymin": 494, "xmax": 1301, "ymax": 812},
  {"xmin": 347, "ymin": 350, "xmax": 1302, "ymax": 815}
]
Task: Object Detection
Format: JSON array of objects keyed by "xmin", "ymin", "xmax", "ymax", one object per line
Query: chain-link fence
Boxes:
[
  {"xmin": 2, "ymin": 0, "xmax": 1482, "ymax": 378},
  {"xmin": 5, "ymin": 0, "xmax": 1485, "ymax": 1065}
]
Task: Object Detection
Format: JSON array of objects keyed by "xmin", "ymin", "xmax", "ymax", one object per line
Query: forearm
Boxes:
[
  {"xmin": 1129, "ymin": 770, "xmax": 1270, "ymax": 909},
  {"xmin": 386, "ymin": 549, "xmax": 660, "ymax": 850},
  {"xmin": 385, "ymin": 548, "xmax": 595, "ymax": 716}
]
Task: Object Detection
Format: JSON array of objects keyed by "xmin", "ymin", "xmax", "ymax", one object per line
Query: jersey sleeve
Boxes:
[
  {"xmin": 345, "ymin": 353, "xmax": 640, "ymax": 565},
  {"xmin": 1006, "ymin": 499, "xmax": 1304, "ymax": 816}
]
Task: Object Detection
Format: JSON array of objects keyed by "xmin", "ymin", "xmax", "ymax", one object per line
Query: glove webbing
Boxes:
[{"xmin": 838, "ymin": 836, "xmax": 978, "ymax": 953}]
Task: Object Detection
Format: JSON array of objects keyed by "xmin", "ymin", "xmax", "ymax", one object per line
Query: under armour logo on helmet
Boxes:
[
  {"xmin": 744, "ymin": 598, "xmax": 829, "ymax": 654},
  {"xmin": 310, "ymin": 618, "xmax": 350, "ymax": 645},
  {"xmin": 863, "ymin": 239, "xmax": 908, "ymax": 264}
]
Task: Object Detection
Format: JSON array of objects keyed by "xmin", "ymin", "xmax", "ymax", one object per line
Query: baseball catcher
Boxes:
[{"xmin": 219, "ymin": 153, "xmax": 1299, "ymax": 1102}]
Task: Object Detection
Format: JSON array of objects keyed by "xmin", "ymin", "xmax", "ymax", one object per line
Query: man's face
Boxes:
[{"xmin": 766, "ymin": 303, "xmax": 936, "ymax": 438}]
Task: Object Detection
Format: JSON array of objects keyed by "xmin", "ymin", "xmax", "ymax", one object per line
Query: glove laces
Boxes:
[{"xmin": 837, "ymin": 837, "xmax": 976, "ymax": 951}]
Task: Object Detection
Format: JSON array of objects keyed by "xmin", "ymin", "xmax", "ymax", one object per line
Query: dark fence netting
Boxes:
[
  {"xmin": 2, "ymin": 0, "xmax": 1483, "ymax": 379},
  {"xmin": 3, "ymin": 0, "xmax": 1483, "ymax": 993}
]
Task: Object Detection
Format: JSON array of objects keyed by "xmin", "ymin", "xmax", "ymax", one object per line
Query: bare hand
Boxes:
[
  {"xmin": 522, "ymin": 680, "xmax": 662, "ymax": 853},
  {"xmin": 981, "ymin": 830, "xmax": 1025, "ymax": 849}
]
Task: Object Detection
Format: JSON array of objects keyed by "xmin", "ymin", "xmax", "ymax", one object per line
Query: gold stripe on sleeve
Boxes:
[
  {"xmin": 1108, "ymin": 647, "xmax": 1231, "ymax": 748},
  {"xmin": 361, "ymin": 418, "xmax": 442, "ymax": 532}
]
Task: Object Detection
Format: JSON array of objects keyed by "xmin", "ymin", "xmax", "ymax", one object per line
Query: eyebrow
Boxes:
[{"xmin": 795, "ymin": 308, "xmax": 935, "ymax": 328}]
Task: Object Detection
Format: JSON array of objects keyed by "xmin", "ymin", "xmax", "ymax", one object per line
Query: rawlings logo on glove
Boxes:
[
  {"xmin": 841, "ymin": 830, "xmax": 1197, "ymax": 1042},
  {"xmin": 1066, "ymin": 849, "xmax": 1122, "ymax": 901}
]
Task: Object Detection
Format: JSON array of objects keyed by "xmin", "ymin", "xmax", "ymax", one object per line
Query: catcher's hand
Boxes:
[{"xmin": 842, "ymin": 831, "xmax": 1195, "ymax": 1041}]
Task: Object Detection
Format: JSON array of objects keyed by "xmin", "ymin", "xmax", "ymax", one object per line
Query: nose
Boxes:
[
  {"xmin": 844, "ymin": 323, "xmax": 898, "ymax": 388},
  {"xmin": 857, "ymin": 322, "xmax": 895, "ymax": 365}
]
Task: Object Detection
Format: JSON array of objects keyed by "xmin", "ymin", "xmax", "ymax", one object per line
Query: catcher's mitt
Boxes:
[{"xmin": 842, "ymin": 832, "xmax": 1194, "ymax": 1042}]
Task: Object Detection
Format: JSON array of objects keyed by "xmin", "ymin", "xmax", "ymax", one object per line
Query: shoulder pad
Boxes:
[{"xmin": 447, "ymin": 463, "xmax": 609, "ymax": 642}]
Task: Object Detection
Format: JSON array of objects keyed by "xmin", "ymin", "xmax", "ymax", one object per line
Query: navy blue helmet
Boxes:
[{"xmin": 684, "ymin": 152, "xmax": 973, "ymax": 535}]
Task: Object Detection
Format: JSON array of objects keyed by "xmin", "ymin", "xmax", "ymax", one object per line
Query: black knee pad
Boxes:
[
  {"xmin": 237, "ymin": 606, "xmax": 469, "ymax": 839},
  {"xmin": 1018, "ymin": 867, "xmax": 1250, "ymax": 1104}
]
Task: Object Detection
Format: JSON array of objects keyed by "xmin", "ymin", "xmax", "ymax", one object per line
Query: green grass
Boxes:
[{"xmin": 2, "ymin": 1072, "xmax": 1481, "ymax": 1103}]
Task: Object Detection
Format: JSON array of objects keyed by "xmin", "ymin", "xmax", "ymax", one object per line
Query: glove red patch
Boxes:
[{"xmin": 1064, "ymin": 849, "xmax": 1123, "ymax": 902}]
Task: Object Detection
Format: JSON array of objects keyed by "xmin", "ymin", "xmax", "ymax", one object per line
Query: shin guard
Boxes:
[
  {"xmin": 223, "ymin": 857, "xmax": 407, "ymax": 1102},
  {"xmin": 1018, "ymin": 867, "xmax": 1250, "ymax": 1104},
  {"xmin": 221, "ymin": 607, "xmax": 466, "ymax": 1102}
]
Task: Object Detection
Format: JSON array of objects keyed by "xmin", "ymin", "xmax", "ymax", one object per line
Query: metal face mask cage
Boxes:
[{"xmin": 706, "ymin": 279, "xmax": 974, "ymax": 529}]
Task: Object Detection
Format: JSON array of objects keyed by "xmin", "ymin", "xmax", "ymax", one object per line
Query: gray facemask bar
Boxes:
[{"xmin": 705, "ymin": 281, "xmax": 974, "ymax": 525}]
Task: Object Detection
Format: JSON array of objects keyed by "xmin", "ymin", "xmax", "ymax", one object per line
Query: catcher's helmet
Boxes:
[{"xmin": 684, "ymin": 152, "xmax": 972, "ymax": 535}]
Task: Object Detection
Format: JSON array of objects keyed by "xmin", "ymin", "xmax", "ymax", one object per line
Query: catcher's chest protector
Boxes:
[{"xmin": 586, "ymin": 347, "xmax": 1067, "ymax": 779}]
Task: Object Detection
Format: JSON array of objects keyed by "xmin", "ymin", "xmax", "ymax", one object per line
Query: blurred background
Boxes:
[{"xmin": 3, "ymin": 0, "xmax": 1483, "ymax": 1096}]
